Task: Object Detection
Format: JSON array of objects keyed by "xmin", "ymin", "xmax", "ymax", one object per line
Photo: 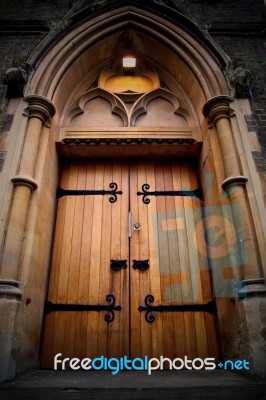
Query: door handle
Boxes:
[
  {"xmin": 132, "ymin": 260, "xmax": 149, "ymax": 271},
  {"xmin": 110, "ymin": 260, "xmax": 127, "ymax": 271}
]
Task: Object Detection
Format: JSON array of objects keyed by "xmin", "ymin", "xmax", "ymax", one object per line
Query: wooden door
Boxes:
[
  {"xmin": 130, "ymin": 161, "xmax": 218, "ymax": 360},
  {"xmin": 41, "ymin": 161, "xmax": 130, "ymax": 367},
  {"xmin": 41, "ymin": 160, "xmax": 218, "ymax": 368}
]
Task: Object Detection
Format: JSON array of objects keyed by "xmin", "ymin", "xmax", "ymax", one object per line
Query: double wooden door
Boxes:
[{"xmin": 41, "ymin": 160, "xmax": 218, "ymax": 368}]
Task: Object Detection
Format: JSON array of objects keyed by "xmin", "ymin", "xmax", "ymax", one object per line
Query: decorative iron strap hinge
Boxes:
[
  {"xmin": 138, "ymin": 295, "xmax": 216, "ymax": 323},
  {"xmin": 57, "ymin": 182, "xmax": 122, "ymax": 203},
  {"xmin": 44, "ymin": 294, "xmax": 122, "ymax": 323},
  {"xmin": 137, "ymin": 184, "xmax": 201, "ymax": 204}
]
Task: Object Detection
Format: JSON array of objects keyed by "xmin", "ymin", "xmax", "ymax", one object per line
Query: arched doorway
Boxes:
[
  {"xmin": 1, "ymin": 2, "xmax": 265, "ymax": 380},
  {"xmin": 40, "ymin": 56, "xmax": 219, "ymax": 366}
]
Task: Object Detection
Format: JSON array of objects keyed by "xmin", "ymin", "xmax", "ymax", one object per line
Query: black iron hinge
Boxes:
[
  {"xmin": 57, "ymin": 182, "xmax": 122, "ymax": 203},
  {"xmin": 138, "ymin": 294, "xmax": 216, "ymax": 323},
  {"xmin": 44, "ymin": 294, "xmax": 122, "ymax": 323},
  {"xmin": 137, "ymin": 184, "xmax": 201, "ymax": 204}
]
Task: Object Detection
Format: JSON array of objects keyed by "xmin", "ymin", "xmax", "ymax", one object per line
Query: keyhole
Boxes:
[{"xmin": 134, "ymin": 223, "xmax": 141, "ymax": 231}]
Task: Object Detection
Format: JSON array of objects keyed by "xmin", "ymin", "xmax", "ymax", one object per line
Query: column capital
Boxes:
[
  {"xmin": 221, "ymin": 175, "xmax": 248, "ymax": 191},
  {"xmin": 202, "ymin": 95, "xmax": 235, "ymax": 125},
  {"xmin": 24, "ymin": 94, "xmax": 56, "ymax": 123},
  {"xmin": 11, "ymin": 175, "xmax": 38, "ymax": 191}
]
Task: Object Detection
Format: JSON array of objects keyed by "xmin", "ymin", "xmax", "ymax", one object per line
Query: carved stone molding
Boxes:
[
  {"xmin": 66, "ymin": 88, "xmax": 127, "ymax": 127},
  {"xmin": 224, "ymin": 60, "xmax": 253, "ymax": 99},
  {"xmin": 24, "ymin": 95, "xmax": 56, "ymax": 124},
  {"xmin": 239, "ymin": 278, "xmax": 266, "ymax": 298},
  {"xmin": 130, "ymin": 88, "xmax": 191, "ymax": 127},
  {"xmin": 11, "ymin": 175, "xmax": 38, "ymax": 191},
  {"xmin": 0, "ymin": 279, "xmax": 22, "ymax": 300},
  {"xmin": 221, "ymin": 175, "xmax": 248, "ymax": 191},
  {"xmin": 202, "ymin": 95, "xmax": 235, "ymax": 125}
]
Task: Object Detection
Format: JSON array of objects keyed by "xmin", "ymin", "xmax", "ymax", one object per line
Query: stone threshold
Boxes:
[{"xmin": 1, "ymin": 370, "xmax": 266, "ymax": 400}]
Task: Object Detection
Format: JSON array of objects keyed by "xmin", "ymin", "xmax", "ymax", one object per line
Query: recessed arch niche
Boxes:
[{"xmin": 61, "ymin": 57, "xmax": 196, "ymax": 134}]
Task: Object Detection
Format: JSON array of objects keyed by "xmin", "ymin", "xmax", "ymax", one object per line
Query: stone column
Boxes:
[
  {"xmin": 0, "ymin": 95, "xmax": 55, "ymax": 382},
  {"xmin": 203, "ymin": 95, "xmax": 266, "ymax": 375}
]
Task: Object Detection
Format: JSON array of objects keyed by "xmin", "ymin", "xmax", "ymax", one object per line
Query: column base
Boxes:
[
  {"xmin": 0, "ymin": 279, "xmax": 22, "ymax": 382},
  {"xmin": 239, "ymin": 278, "xmax": 266, "ymax": 297},
  {"xmin": 238, "ymin": 278, "xmax": 266, "ymax": 377},
  {"xmin": 239, "ymin": 292, "xmax": 266, "ymax": 377},
  {"xmin": 0, "ymin": 279, "xmax": 23, "ymax": 300}
]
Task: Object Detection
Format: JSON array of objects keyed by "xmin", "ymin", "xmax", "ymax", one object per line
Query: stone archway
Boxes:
[{"xmin": 0, "ymin": 2, "xmax": 265, "ymax": 381}]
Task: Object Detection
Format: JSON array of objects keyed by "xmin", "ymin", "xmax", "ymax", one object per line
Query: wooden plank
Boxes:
[
  {"xmin": 63, "ymin": 164, "xmax": 84, "ymax": 361},
  {"xmin": 48, "ymin": 164, "xmax": 70, "ymax": 303},
  {"xmin": 56, "ymin": 163, "xmax": 78, "ymax": 303},
  {"xmin": 119, "ymin": 161, "xmax": 130, "ymax": 357},
  {"xmin": 40, "ymin": 312, "xmax": 56, "ymax": 368},
  {"xmin": 181, "ymin": 163, "xmax": 201, "ymax": 304},
  {"xmin": 188, "ymin": 162, "xmax": 219, "ymax": 361},
  {"xmin": 77, "ymin": 163, "xmax": 96, "ymax": 304},
  {"xmin": 171, "ymin": 163, "xmax": 192, "ymax": 303},
  {"xmin": 172, "ymin": 312, "xmax": 186, "ymax": 358},
  {"xmin": 133, "ymin": 162, "xmax": 155, "ymax": 359},
  {"xmin": 189, "ymin": 162, "xmax": 208, "ymax": 304},
  {"xmin": 153, "ymin": 162, "xmax": 174, "ymax": 358},
  {"xmin": 108, "ymin": 162, "xmax": 121, "ymax": 357},
  {"xmin": 146, "ymin": 162, "xmax": 164, "ymax": 359},
  {"xmin": 42, "ymin": 165, "xmax": 69, "ymax": 367},
  {"xmin": 154, "ymin": 163, "xmax": 170, "ymax": 299},
  {"xmin": 96, "ymin": 162, "xmax": 113, "ymax": 357},
  {"xmin": 129, "ymin": 162, "xmax": 141, "ymax": 358},
  {"xmin": 204, "ymin": 312, "xmax": 219, "ymax": 362},
  {"xmin": 181, "ymin": 162, "xmax": 202, "ymax": 359},
  {"xmin": 194, "ymin": 312, "xmax": 208, "ymax": 359},
  {"xmin": 51, "ymin": 312, "xmax": 67, "ymax": 367},
  {"xmin": 107, "ymin": 162, "xmax": 126, "ymax": 358},
  {"xmin": 164, "ymin": 162, "xmax": 181, "ymax": 304},
  {"xmin": 184, "ymin": 311, "xmax": 198, "ymax": 358},
  {"xmin": 74, "ymin": 311, "xmax": 89, "ymax": 359},
  {"xmin": 169, "ymin": 162, "xmax": 187, "ymax": 356},
  {"xmin": 160, "ymin": 163, "xmax": 177, "ymax": 359},
  {"xmin": 44, "ymin": 164, "xmax": 78, "ymax": 367},
  {"xmin": 86, "ymin": 162, "xmax": 104, "ymax": 357},
  {"xmin": 75, "ymin": 162, "xmax": 96, "ymax": 359},
  {"xmin": 63, "ymin": 311, "xmax": 77, "ymax": 360},
  {"xmin": 137, "ymin": 163, "xmax": 152, "ymax": 358},
  {"xmin": 42, "ymin": 165, "xmax": 71, "ymax": 367},
  {"xmin": 67, "ymin": 163, "xmax": 86, "ymax": 304}
]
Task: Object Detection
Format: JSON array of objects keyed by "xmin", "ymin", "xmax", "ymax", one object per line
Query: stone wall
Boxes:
[
  {"xmin": 188, "ymin": 0, "xmax": 266, "ymax": 200},
  {"xmin": 0, "ymin": 0, "xmax": 69, "ymax": 169}
]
